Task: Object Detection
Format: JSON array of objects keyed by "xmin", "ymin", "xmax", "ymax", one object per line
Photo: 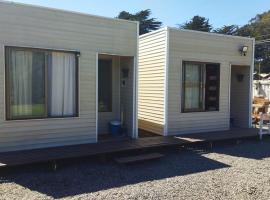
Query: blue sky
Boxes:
[{"xmin": 10, "ymin": 0, "xmax": 270, "ymax": 28}]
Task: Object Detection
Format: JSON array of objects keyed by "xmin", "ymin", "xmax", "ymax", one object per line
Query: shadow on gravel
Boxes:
[
  {"xmin": 210, "ymin": 137, "xmax": 270, "ymax": 160},
  {"xmin": 0, "ymin": 148, "xmax": 229, "ymax": 198}
]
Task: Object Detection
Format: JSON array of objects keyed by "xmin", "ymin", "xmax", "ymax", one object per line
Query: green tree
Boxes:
[
  {"xmin": 179, "ymin": 15, "xmax": 212, "ymax": 32},
  {"xmin": 213, "ymin": 25, "xmax": 239, "ymax": 35},
  {"xmin": 213, "ymin": 11, "xmax": 270, "ymax": 72},
  {"xmin": 237, "ymin": 11, "xmax": 270, "ymax": 72},
  {"xmin": 117, "ymin": 9, "xmax": 162, "ymax": 35}
]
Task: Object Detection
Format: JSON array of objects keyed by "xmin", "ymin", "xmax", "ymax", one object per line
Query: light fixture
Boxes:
[
  {"xmin": 236, "ymin": 74, "xmax": 244, "ymax": 82},
  {"xmin": 121, "ymin": 68, "xmax": 129, "ymax": 78},
  {"xmin": 239, "ymin": 46, "xmax": 248, "ymax": 56},
  {"xmin": 121, "ymin": 68, "xmax": 129, "ymax": 87}
]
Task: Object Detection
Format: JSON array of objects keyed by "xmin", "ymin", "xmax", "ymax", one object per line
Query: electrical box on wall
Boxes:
[
  {"xmin": 121, "ymin": 68, "xmax": 129, "ymax": 87},
  {"xmin": 122, "ymin": 68, "xmax": 129, "ymax": 78}
]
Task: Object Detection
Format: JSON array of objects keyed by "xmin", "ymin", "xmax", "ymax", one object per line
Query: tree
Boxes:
[
  {"xmin": 237, "ymin": 11, "xmax": 270, "ymax": 72},
  {"xmin": 213, "ymin": 25, "xmax": 239, "ymax": 35},
  {"xmin": 117, "ymin": 9, "xmax": 162, "ymax": 35},
  {"xmin": 212, "ymin": 11, "xmax": 270, "ymax": 72},
  {"xmin": 179, "ymin": 15, "xmax": 212, "ymax": 32}
]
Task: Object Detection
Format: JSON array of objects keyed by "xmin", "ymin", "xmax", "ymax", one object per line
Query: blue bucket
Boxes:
[{"xmin": 109, "ymin": 121, "xmax": 121, "ymax": 136}]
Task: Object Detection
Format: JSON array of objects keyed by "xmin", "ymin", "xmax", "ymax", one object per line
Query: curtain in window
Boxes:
[
  {"xmin": 184, "ymin": 63, "xmax": 201, "ymax": 110},
  {"xmin": 10, "ymin": 50, "xmax": 33, "ymax": 117},
  {"xmin": 49, "ymin": 52, "xmax": 76, "ymax": 117}
]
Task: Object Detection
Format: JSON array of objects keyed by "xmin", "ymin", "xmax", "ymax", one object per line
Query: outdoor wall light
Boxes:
[
  {"xmin": 239, "ymin": 46, "xmax": 248, "ymax": 56},
  {"xmin": 236, "ymin": 74, "xmax": 244, "ymax": 82},
  {"xmin": 121, "ymin": 68, "xmax": 129, "ymax": 78},
  {"xmin": 76, "ymin": 52, "xmax": 81, "ymax": 57}
]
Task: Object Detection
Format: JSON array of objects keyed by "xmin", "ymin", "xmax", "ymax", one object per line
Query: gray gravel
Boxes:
[{"xmin": 1, "ymin": 138, "xmax": 270, "ymax": 200}]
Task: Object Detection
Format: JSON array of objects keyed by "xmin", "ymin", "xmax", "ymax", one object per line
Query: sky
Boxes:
[{"xmin": 8, "ymin": 0, "xmax": 270, "ymax": 29}]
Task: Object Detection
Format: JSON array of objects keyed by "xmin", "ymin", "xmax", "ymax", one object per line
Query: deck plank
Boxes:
[
  {"xmin": 114, "ymin": 153, "xmax": 164, "ymax": 164},
  {"xmin": 176, "ymin": 128, "xmax": 259, "ymax": 143},
  {"xmin": 0, "ymin": 128, "xmax": 259, "ymax": 167}
]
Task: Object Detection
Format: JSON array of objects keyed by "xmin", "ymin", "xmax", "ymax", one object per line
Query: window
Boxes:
[
  {"xmin": 182, "ymin": 61, "xmax": 220, "ymax": 112},
  {"xmin": 98, "ymin": 59, "xmax": 112, "ymax": 112},
  {"xmin": 5, "ymin": 47, "xmax": 78, "ymax": 120}
]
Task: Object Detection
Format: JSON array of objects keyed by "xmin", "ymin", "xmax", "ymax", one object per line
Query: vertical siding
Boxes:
[
  {"xmin": 138, "ymin": 30, "xmax": 167, "ymax": 135},
  {"xmin": 167, "ymin": 28, "xmax": 253, "ymax": 135},
  {"xmin": 230, "ymin": 66, "xmax": 251, "ymax": 128},
  {"xmin": 0, "ymin": 2, "xmax": 137, "ymax": 152}
]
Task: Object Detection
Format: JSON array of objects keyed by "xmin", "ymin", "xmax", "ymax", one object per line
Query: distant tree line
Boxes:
[
  {"xmin": 117, "ymin": 10, "xmax": 162, "ymax": 35},
  {"xmin": 116, "ymin": 9, "xmax": 270, "ymax": 72}
]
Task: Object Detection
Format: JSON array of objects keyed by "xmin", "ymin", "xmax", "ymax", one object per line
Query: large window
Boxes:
[
  {"xmin": 5, "ymin": 47, "xmax": 78, "ymax": 120},
  {"xmin": 98, "ymin": 59, "xmax": 112, "ymax": 112},
  {"xmin": 182, "ymin": 61, "xmax": 220, "ymax": 112}
]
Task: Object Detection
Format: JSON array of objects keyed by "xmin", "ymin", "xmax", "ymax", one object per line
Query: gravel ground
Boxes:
[{"xmin": 1, "ymin": 138, "xmax": 270, "ymax": 200}]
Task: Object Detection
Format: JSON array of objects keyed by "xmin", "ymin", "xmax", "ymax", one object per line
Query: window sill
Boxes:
[
  {"xmin": 181, "ymin": 110, "xmax": 220, "ymax": 114},
  {"xmin": 4, "ymin": 116, "xmax": 81, "ymax": 123}
]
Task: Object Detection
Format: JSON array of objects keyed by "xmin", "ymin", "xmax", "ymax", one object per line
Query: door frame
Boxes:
[
  {"xmin": 229, "ymin": 64, "xmax": 252, "ymax": 128},
  {"xmin": 95, "ymin": 53, "xmax": 138, "ymax": 142}
]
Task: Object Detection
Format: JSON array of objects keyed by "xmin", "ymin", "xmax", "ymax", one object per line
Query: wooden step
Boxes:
[{"xmin": 114, "ymin": 153, "xmax": 164, "ymax": 164}]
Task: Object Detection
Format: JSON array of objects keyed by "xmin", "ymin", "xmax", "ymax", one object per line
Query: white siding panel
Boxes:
[
  {"xmin": 0, "ymin": 2, "xmax": 137, "ymax": 152},
  {"xmin": 167, "ymin": 28, "xmax": 253, "ymax": 135}
]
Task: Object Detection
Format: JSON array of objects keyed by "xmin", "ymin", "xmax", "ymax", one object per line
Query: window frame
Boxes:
[
  {"xmin": 182, "ymin": 61, "xmax": 220, "ymax": 113},
  {"xmin": 5, "ymin": 46, "xmax": 80, "ymax": 120}
]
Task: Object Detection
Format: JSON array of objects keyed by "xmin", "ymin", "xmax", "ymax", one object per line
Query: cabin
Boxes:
[
  {"xmin": 138, "ymin": 27, "xmax": 255, "ymax": 136},
  {"xmin": 0, "ymin": 1, "xmax": 138, "ymax": 152}
]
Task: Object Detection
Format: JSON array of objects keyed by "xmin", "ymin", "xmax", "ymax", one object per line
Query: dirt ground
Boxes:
[{"xmin": 1, "ymin": 138, "xmax": 270, "ymax": 200}]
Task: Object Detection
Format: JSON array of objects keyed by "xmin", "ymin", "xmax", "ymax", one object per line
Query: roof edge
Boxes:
[
  {"xmin": 0, "ymin": 0, "xmax": 139, "ymax": 25},
  {"xmin": 167, "ymin": 27, "xmax": 255, "ymax": 41},
  {"xmin": 139, "ymin": 26, "xmax": 255, "ymax": 41}
]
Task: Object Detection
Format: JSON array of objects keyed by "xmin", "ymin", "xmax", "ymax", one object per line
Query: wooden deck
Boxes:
[
  {"xmin": 176, "ymin": 128, "xmax": 259, "ymax": 143},
  {"xmin": 0, "ymin": 128, "xmax": 260, "ymax": 167}
]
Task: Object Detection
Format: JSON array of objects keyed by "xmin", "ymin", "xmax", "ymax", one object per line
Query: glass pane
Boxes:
[
  {"xmin": 48, "ymin": 52, "xmax": 76, "ymax": 117},
  {"xmin": 183, "ymin": 63, "xmax": 202, "ymax": 111},
  {"xmin": 205, "ymin": 64, "xmax": 220, "ymax": 111},
  {"xmin": 7, "ymin": 49, "xmax": 45, "ymax": 119},
  {"xmin": 98, "ymin": 59, "xmax": 112, "ymax": 112}
]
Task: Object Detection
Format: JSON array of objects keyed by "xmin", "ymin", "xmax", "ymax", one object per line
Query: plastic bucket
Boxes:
[{"xmin": 109, "ymin": 121, "xmax": 121, "ymax": 136}]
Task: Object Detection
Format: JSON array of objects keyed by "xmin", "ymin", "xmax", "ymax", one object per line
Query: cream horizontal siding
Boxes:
[
  {"xmin": 0, "ymin": 2, "xmax": 137, "ymax": 152},
  {"xmin": 138, "ymin": 30, "xmax": 167, "ymax": 135},
  {"xmin": 167, "ymin": 28, "xmax": 253, "ymax": 135}
]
